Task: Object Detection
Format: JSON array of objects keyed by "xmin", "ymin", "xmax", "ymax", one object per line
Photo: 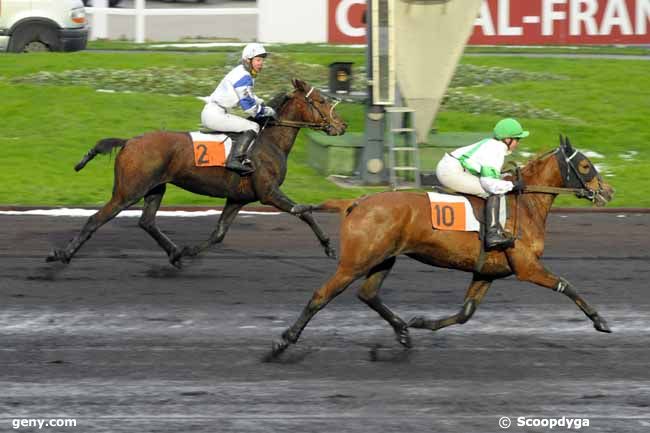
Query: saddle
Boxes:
[
  {"xmin": 426, "ymin": 171, "xmax": 514, "ymax": 225},
  {"xmin": 427, "ymin": 187, "xmax": 508, "ymax": 231},
  {"xmin": 199, "ymin": 129, "xmax": 243, "ymax": 142},
  {"xmin": 190, "ymin": 130, "xmax": 238, "ymax": 168}
]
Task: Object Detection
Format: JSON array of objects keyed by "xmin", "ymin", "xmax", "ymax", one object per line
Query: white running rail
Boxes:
[{"xmin": 86, "ymin": 0, "xmax": 258, "ymax": 43}]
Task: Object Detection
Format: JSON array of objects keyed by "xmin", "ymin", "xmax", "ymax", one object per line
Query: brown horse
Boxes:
[
  {"xmin": 46, "ymin": 79, "xmax": 347, "ymax": 268},
  {"xmin": 270, "ymin": 136, "xmax": 614, "ymax": 357}
]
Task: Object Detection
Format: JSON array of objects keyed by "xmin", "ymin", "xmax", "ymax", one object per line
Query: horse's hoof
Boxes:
[
  {"xmin": 46, "ymin": 249, "xmax": 70, "ymax": 264},
  {"xmin": 169, "ymin": 249, "xmax": 184, "ymax": 269},
  {"xmin": 324, "ymin": 244, "xmax": 337, "ymax": 259},
  {"xmin": 396, "ymin": 328, "xmax": 412, "ymax": 348},
  {"xmin": 407, "ymin": 316, "xmax": 426, "ymax": 329},
  {"xmin": 265, "ymin": 338, "xmax": 290, "ymax": 361},
  {"xmin": 593, "ymin": 316, "xmax": 612, "ymax": 333}
]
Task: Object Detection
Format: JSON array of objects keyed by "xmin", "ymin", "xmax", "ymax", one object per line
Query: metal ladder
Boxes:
[{"xmin": 386, "ymin": 106, "xmax": 421, "ymax": 189}]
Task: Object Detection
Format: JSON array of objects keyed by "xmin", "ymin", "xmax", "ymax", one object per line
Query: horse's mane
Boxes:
[
  {"xmin": 514, "ymin": 147, "xmax": 558, "ymax": 175},
  {"xmin": 267, "ymin": 91, "xmax": 291, "ymax": 111},
  {"xmin": 249, "ymin": 91, "xmax": 291, "ymax": 129}
]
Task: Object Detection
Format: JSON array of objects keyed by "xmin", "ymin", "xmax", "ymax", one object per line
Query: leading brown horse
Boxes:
[
  {"xmin": 270, "ymin": 136, "xmax": 614, "ymax": 357},
  {"xmin": 46, "ymin": 79, "xmax": 346, "ymax": 267}
]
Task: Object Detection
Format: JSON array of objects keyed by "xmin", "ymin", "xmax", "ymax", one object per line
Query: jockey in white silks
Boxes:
[
  {"xmin": 201, "ymin": 43, "xmax": 276, "ymax": 174},
  {"xmin": 435, "ymin": 118, "xmax": 529, "ymax": 250}
]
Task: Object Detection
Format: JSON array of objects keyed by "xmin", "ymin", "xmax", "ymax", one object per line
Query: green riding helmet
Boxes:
[{"xmin": 493, "ymin": 118, "xmax": 530, "ymax": 140}]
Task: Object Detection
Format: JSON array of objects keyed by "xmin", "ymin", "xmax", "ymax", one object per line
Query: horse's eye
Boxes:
[{"xmin": 578, "ymin": 160, "xmax": 591, "ymax": 175}]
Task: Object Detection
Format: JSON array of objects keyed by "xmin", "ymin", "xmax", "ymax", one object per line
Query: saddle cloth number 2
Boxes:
[
  {"xmin": 193, "ymin": 141, "xmax": 226, "ymax": 167},
  {"xmin": 431, "ymin": 202, "xmax": 466, "ymax": 231}
]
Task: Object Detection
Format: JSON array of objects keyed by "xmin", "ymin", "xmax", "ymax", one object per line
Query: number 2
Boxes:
[{"xmin": 197, "ymin": 144, "xmax": 209, "ymax": 164}]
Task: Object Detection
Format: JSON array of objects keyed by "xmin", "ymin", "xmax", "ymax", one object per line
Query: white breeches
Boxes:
[
  {"xmin": 201, "ymin": 103, "xmax": 260, "ymax": 133},
  {"xmin": 435, "ymin": 153, "xmax": 489, "ymax": 198}
]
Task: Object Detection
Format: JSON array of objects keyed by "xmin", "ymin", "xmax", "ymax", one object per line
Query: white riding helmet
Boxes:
[{"xmin": 242, "ymin": 43, "xmax": 267, "ymax": 60}]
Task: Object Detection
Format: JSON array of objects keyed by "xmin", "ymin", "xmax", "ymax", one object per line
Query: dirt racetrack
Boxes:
[{"xmin": 1, "ymin": 210, "xmax": 649, "ymax": 432}]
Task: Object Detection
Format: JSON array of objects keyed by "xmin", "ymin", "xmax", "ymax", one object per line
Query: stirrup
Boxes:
[
  {"xmin": 226, "ymin": 159, "xmax": 255, "ymax": 176},
  {"xmin": 485, "ymin": 231, "xmax": 515, "ymax": 250}
]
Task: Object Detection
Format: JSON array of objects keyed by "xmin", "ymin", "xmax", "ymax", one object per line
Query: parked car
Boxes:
[
  {"xmin": 0, "ymin": 0, "xmax": 89, "ymax": 53},
  {"xmin": 82, "ymin": 0, "xmax": 123, "ymax": 7}
]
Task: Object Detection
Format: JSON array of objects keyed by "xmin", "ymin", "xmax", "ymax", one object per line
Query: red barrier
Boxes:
[{"xmin": 327, "ymin": 0, "xmax": 650, "ymax": 45}]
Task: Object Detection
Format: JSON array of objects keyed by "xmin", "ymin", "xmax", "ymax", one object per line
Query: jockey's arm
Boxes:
[
  {"xmin": 479, "ymin": 166, "xmax": 515, "ymax": 195},
  {"xmin": 234, "ymin": 76, "xmax": 265, "ymax": 118}
]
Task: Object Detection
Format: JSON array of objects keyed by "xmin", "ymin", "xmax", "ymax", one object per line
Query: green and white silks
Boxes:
[{"xmin": 436, "ymin": 138, "xmax": 515, "ymax": 197}]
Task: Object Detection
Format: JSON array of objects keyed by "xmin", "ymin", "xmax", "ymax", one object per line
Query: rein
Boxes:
[
  {"xmin": 523, "ymin": 185, "xmax": 594, "ymax": 198},
  {"xmin": 268, "ymin": 119, "xmax": 331, "ymax": 130},
  {"xmin": 267, "ymin": 86, "xmax": 340, "ymax": 131}
]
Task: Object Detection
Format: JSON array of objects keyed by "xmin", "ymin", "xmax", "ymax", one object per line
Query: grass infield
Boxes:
[{"xmin": 1, "ymin": 45, "xmax": 648, "ymax": 207}]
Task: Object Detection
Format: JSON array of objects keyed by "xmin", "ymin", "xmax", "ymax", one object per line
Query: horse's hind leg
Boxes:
[
  {"xmin": 409, "ymin": 274, "xmax": 492, "ymax": 332},
  {"xmin": 270, "ymin": 267, "xmax": 359, "ymax": 357},
  {"xmin": 46, "ymin": 194, "xmax": 134, "ymax": 264},
  {"xmin": 176, "ymin": 199, "xmax": 244, "ymax": 262},
  {"xmin": 356, "ymin": 257, "xmax": 411, "ymax": 348},
  {"xmin": 138, "ymin": 184, "xmax": 183, "ymax": 267}
]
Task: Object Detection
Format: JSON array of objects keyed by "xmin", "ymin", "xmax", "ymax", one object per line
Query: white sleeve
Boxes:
[{"xmin": 479, "ymin": 177, "xmax": 515, "ymax": 195}]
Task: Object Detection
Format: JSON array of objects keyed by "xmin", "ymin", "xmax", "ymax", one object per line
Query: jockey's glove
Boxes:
[
  {"xmin": 263, "ymin": 106, "xmax": 277, "ymax": 118},
  {"xmin": 511, "ymin": 179, "xmax": 526, "ymax": 193}
]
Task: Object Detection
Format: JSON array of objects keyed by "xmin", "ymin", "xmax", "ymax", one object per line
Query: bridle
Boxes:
[
  {"xmin": 556, "ymin": 146, "xmax": 600, "ymax": 201},
  {"xmin": 268, "ymin": 86, "xmax": 341, "ymax": 133},
  {"xmin": 514, "ymin": 145, "xmax": 604, "ymax": 203}
]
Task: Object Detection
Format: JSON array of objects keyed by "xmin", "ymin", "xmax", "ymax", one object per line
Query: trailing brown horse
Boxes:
[
  {"xmin": 270, "ymin": 136, "xmax": 614, "ymax": 357},
  {"xmin": 46, "ymin": 79, "xmax": 347, "ymax": 267}
]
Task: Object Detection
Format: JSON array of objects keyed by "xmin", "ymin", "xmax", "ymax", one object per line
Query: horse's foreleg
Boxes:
[
  {"xmin": 138, "ymin": 184, "xmax": 184, "ymax": 267},
  {"xmin": 259, "ymin": 187, "xmax": 335, "ymax": 259},
  {"xmin": 409, "ymin": 275, "xmax": 492, "ymax": 332},
  {"xmin": 176, "ymin": 200, "xmax": 245, "ymax": 263},
  {"xmin": 356, "ymin": 257, "xmax": 411, "ymax": 348},
  {"xmin": 269, "ymin": 268, "xmax": 359, "ymax": 359},
  {"xmin": 297, "ymin": 211, "xmax": 336, "ymax": 258},
  {"xmin": 46, "ymin": 195, "xmax": 133, "ymax": 264},
  {"xmin": 509, "ymin": 253, "xmax": 611, "ymax": 333}
]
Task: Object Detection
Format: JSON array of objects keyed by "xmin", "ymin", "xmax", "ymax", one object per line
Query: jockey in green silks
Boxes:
[{"xmin": 435, "ymin": 118, "xmax": 529, "ymax": 250}]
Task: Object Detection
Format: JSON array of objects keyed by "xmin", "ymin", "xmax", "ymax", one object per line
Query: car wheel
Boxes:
[
  {"xmin": 23, "ymin": 41, "xmax": 51, "ymax": 52},
  {"xmin": 8, "ymin": 24, "xmax": 60, "ymax": 53}
]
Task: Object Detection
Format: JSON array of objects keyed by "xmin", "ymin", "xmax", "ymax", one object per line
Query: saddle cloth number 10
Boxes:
[{"xmin": 430, "ymin": 202, "xmax": 466, "ymax": 231}]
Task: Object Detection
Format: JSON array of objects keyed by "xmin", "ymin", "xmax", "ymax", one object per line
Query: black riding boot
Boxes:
[
  {"xmin": 484, "ymin": 194, "xmax": 514, "ymax": 250},
  {"xmin": 226, "ymin": 130, "xmax": 257, "ymax": 175}
]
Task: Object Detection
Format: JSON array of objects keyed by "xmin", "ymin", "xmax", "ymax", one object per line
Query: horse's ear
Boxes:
[
  {"xmin": 292, "ymin": 78, "xmax": 306, "ymax": 91},
  {"xmin": 565, "ymin": 136, "xmax": 574, "ymax": 153},
  {"xmin": 559, "ymin": 134, "xmax": 566, "ymax": 148}
]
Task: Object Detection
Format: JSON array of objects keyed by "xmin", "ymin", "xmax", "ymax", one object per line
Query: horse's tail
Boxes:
[
  {"xmin": 313, "ymin": 197, "xmax": 364, "ymax": 216},
  {"xmin": 74, "ymin": 138, "xmax": 128, "ymax": 172}
]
